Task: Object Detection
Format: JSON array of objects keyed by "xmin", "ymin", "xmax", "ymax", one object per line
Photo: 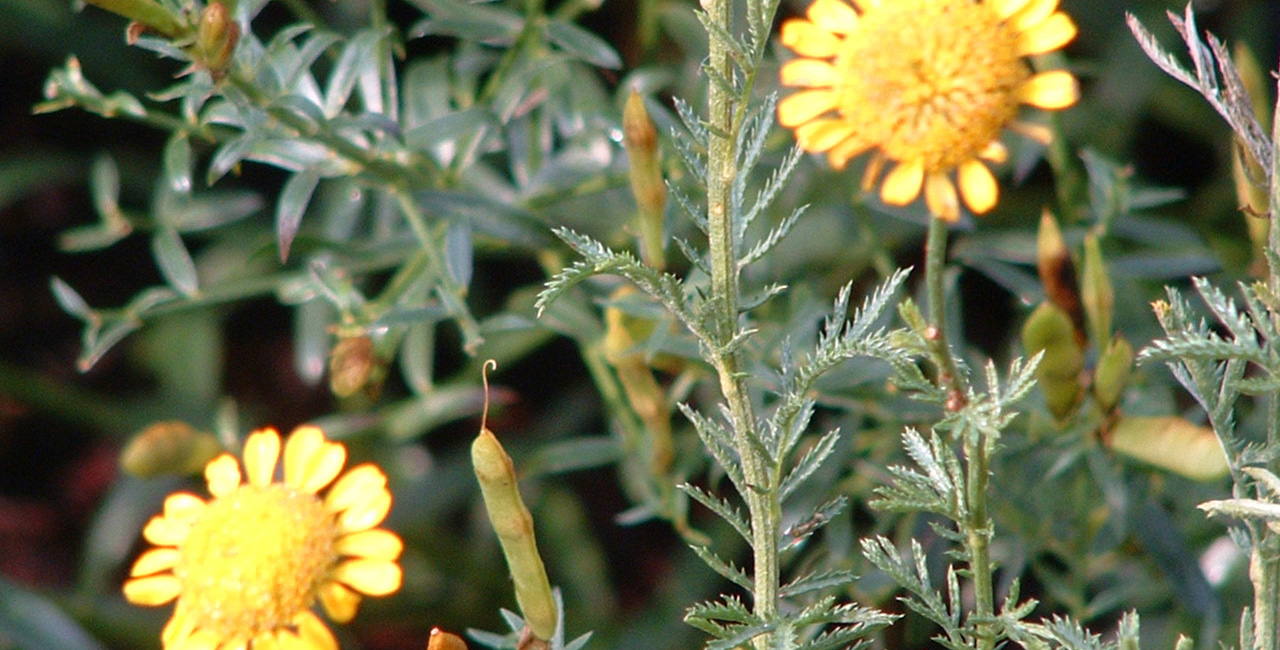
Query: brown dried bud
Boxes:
[
  {"xmin": 1036, "ymin": 209, "xmax": 1083, "ymax": 343},
  {"xmin": 120, "ymin": 421, "xmax": 222, "ymax": 478}
]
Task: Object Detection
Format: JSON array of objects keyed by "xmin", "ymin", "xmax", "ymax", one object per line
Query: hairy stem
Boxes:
[
  {"xmin": 703, "ymin": 0, "xmax": 778, "ymax": 641},
  {"xmin": 964, "ymin": 434, "xmax": 996, "ymax": 650}
]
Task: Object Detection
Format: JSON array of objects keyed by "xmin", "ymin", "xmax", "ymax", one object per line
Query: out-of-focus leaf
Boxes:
[
  {"xmin": 76, "ymin": 476, "xmax": 179, "ymax": 599},
  {"xmin": 400, "ymin": 319, "xmax": 436, "ymax": 394},
  {"xmin": 545, "ymin": 19, "xmax": 622, "ymax": 69},
  {"xmin": 0, "ymin": 152, "xmax": 81, "ymax": 211},
  {"xmin": 89, "ymin": 153, "xmax": 120, "ymax": 221},
  {"xmin": 1108, "ymin": 415, "xmax": 1229, "ymax": 481},
  {"xmin": 276, "ymin": 169, "xmax": 322, "ymax": 261},
  {"xmin": 402, "ymin": 57, "xmax": 452, "ymax": 128},
  {"xmin": 408, "ymin": 0, "xmax": 522, "ymax": 43},
  {"xmin": 413, "ymin": 189, "xmax": 552, "ymax": 248},
  {"xmin": 248, "ymin": 138, "xmax": 331, "ymax": 172},
  {"xmin": 151, "ymin": 227, "xmax": 200, "ymax": 297},
  {"xmin": 271, "ymin": 94, "xmax": 325, "ymax": 131},
  {"xmin": 404, "ymin": 107, "xmax": 494, "ymax": 158},
  {"xmin": 161, "ymin": 190, "xmax": 264, "ymax": 232},
  {"xmin": 523, "ymin": 436, "xmax": 623, "ymax": 477},
  {"xmin": 294, "ymin": 298, "xmax": 333, "ymax": 385},
  {"xmin": 384, "ymin": 383, "xmax": 487, "ymax": 440},
  {"xmin": 444, "ymin": 216, "xmax": 473, "ymax": 288},
  {"xmin": 163, "ymin": 131, "xmax": 192, "ymax": 194},
  {"xmin": 0, "ymin": 576, "xmax": 107, "ymax": 650},
  {"xmin": 207, "ymin": 133, "xmax": 254, "ymax": 185},
  {"xmin": 325, "ymin": 29, "xmax": 388, "ymax": 116},
  {"xmin": 49, "ymin": 277, "xmax": 91, "ymax": 319},
  {"xmin": 1109, "ymin": 252, "xmax": 1220, "ymax": 279}
]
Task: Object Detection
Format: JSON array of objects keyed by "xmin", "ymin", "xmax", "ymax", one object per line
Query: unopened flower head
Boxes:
[
  {"xmin": 123, "ymin": 426, "xmax": 403, "ymax": 650},
  {"xmin": 778, "ymin": 0, "xmax": 1079, "ymax": 221}
]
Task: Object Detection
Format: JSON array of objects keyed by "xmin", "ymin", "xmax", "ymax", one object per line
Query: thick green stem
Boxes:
[{"xmin": 703, "ymin": 0, "xmax": 778, "ymax": 639}]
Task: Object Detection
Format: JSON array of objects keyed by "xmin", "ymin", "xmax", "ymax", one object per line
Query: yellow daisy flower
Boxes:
[
  {"xmin": 123, "ymin": 426, "xmax": 403, "ymax": 650},
  {"xmin": 777, "ymin": 0, "xmax": 1079, "ymax": 221}
]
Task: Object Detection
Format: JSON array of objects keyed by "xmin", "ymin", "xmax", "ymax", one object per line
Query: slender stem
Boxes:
[
  {"xmin": 964, "ymin": 434, "xmax": 996, "ymax": 650},
  {"xmin": 924, "ymin": 215, "xmax": 966, "ymax": 409},
  {"xmin": 703, "ymin": 0, "xmax": 778, "ymax": 641}
]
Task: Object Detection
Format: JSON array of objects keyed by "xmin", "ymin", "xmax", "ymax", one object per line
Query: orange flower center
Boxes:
[
  {"xmin": 176, "ymin": 484, "xmax": 340, "ymax": 637},
  {"xmin": 834, "ymin": 0, "xmax": 1028, "ymax": 170}
]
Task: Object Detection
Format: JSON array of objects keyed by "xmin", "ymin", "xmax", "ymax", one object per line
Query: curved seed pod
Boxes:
[
  {"xmin": 472, "ymin": 361, "xmax": 558, "ymax": 641},
  {"xmin": 1093, "ymin": 334, "xmax": 1133, "ymax": 413}
]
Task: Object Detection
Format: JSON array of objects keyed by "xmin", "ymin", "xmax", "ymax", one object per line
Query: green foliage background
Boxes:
[{"xmin": 0, "ymin": 0, "xmax": 1277, "ymax": 649}]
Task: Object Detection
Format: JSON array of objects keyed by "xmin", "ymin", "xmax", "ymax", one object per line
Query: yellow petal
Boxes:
[
  {"xmin": 243, "ymin": 429, "xmax": 281, "ymax": 487},
  {"xmin": 334, "ymin": 558, "xmax": 403, "ymax": 596},
  {"xmin": 204, "ymin": 454, "xmax": 241, "ymax": 497},
  {"xmin": 122, "ymin": 574, "xmax": 181, "ymax": 606},
  {"xmin": 958, "ymin": 160, "xmax": 999, "ymax": 214},
  {"xmin": 779, "ymin": 20, "xmax": 841, "ymax": 58},
  {"xmin": 320, "ymin": 581, "xmax": 362, "ymax": 623},
  {"xmin": 850, "ymin": 0, "xmax": 879, "ymax": 9},
  {"xmin": 880, "ymin": 159, "xmax": 924, "ymax": 206},
  {"xmin": 162, "ymin": 609, "xmax": 197, "ymax": 647},
  {"xmin": 142, "ymin": 515, "xmax": 189, "ymax": 547},
  {"xmin": 174, "ymin": 630, "xmax": 220, "ymax": 650},
  {"xmin": 326, "ymin": 464, "xmax": 388, "ymax": 513},
  {"xmin": 779, "ymin": 59, "xmax": 838, "ymax": 88},
  {"xmin": 283, "ymin": 426, "xmax": 324, "ymax": 488},
  {"xmin": 249, "ymin": 632, "xmax": 282, "ymax": 650},
  {"xmin": 1018, "ymin": 71, "xmax": 1078, "ymax": 109},
  {"xmin": 1009, "ymin": 120, "xmax": 1054, "ymax": 145},
  {"xmin": 130, "ymin": 548, "xmax": 181, "ymax": 576},
  {"xmin": 777, "ymin": 90, "xmax": 837, "ymax": 126},
  {"xmin": 296, "ymin": 611, "xmax": 339, "ymax": 650},
  {"xmin": 987, "ymin": 0, "xmax": 1032, "ymax": 20},
  {"xmin": 925, "ymin": 172, "xmax": 960, "ymax": 222},
  {"xmin": 164, "ymin": 493, "xmax": 207, "ymax": 523},
  {"xmin": 285, "ymin": 426, "xmax": 346, "ymax": 494},
  {"xmin": 338, "ymin": 488, "xmax": 392, "ymax": 532},
  {"xmin": 337, "ymin": 529, "xmax": 404, "ymax": 560},
  {"xmin": 1008, "ymin": 0, "xmax": 1057, "ymax": 34},
  {"xmin": 979, "ymin": 140, "xmax": 1009, "ymax": 164},
  {"xmin": 274, "ymin": 627, "xmax": 311, "ymax": 650},
  {"xmin": 807, "ymin": 0, "xmax": 858, "ymax": 34},
  {"xmin": 860, "ymin": 153, "xmax": 887, "ymax": 192},
  {"xmin": 1016, "ymin": 12, "xmax": 1076, "ymax": 55},
  {"xmin": 795, "ymin": 119, "xmax": 856, "ymax": 152},
  {"xmin": 828, "ymin": 136, "xmax": 871, "ymax": 169}
]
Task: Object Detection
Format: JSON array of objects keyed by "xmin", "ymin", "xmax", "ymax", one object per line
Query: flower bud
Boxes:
[
  {"xmin": 329, "ymin": 334, "xmax": 386, "ymax": 400},
  {"xmin": 120, "ymin": 421, "xmax": 222, "ymax": 478},
  {"xmin": 194, "ymin": 1, "xmax": 239, "ymax": 79},
  {"xmin": 624, "ymin": 90, "xmax": 667, "ymax": 270},
  {"xmin": 427, "ymin": 628, "xmax": 468, "ymax": 650},
  {"xmin": 1036, "ymin": 210, "xmax": 1083, "ymax": 343},
  {"xmin": 1022, "ymin": 301, "xmax": 1084, "ymax": 420},
  {"xmin": 1093, "ymin": 334, "xmax": 1133, "ymax": 412},
  {"xmin": 1081, "ymin": 233, "xmax": 1113, "ymax": 347}
]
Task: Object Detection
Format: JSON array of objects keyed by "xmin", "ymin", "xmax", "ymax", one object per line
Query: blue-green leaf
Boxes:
[
  {"xmin": 276, "ymin": 169, "xmax": 322, "ymax": 261},
  {"xmin": 545, "ymin": 19, "xmax": 622, "ymax": 69},
  {"xmin": 151, "ymin": 227, "xmax": 199, "ymax": 297}
]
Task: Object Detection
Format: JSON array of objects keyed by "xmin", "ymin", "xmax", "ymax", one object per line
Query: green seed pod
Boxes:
[
  {"xmin": 624, "ymin": 90, "xmax": 667, "ymax": 270},
  {"xmin": 1022, "ymin": 301, "xmax": 1084, "ymax": 420},
  {"xmin": 120, "ymin": 421, "xmax": 223, "ymax": 478},
  {"xmin": 194, "ymin": 1, "xmax": 239, "ymax": 79},
  {"xmin": 472, "ymin": 363, "xmax": 557, "ymax": 641},
  {"xmin": 1081, "ymin": 233, "xmax": 1113, "ymax": 347},
  {"xmin": 1093, "ymin": 334, "xmax": 1133, "ymax": 412}
]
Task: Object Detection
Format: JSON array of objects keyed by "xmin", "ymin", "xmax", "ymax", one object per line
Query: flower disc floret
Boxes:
[
  {"xmin": 123, "ymin": 426, "xmax": 403, "ymax": 650},
  {"xmin": 778, "ymin": 0, "xmax": 1079, "ymax": 221}
]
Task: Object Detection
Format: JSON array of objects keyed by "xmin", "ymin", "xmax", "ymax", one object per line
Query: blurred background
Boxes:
[{"xmin": 1, "ymin": 0, "xmax": 1279, "ymax": 648}]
